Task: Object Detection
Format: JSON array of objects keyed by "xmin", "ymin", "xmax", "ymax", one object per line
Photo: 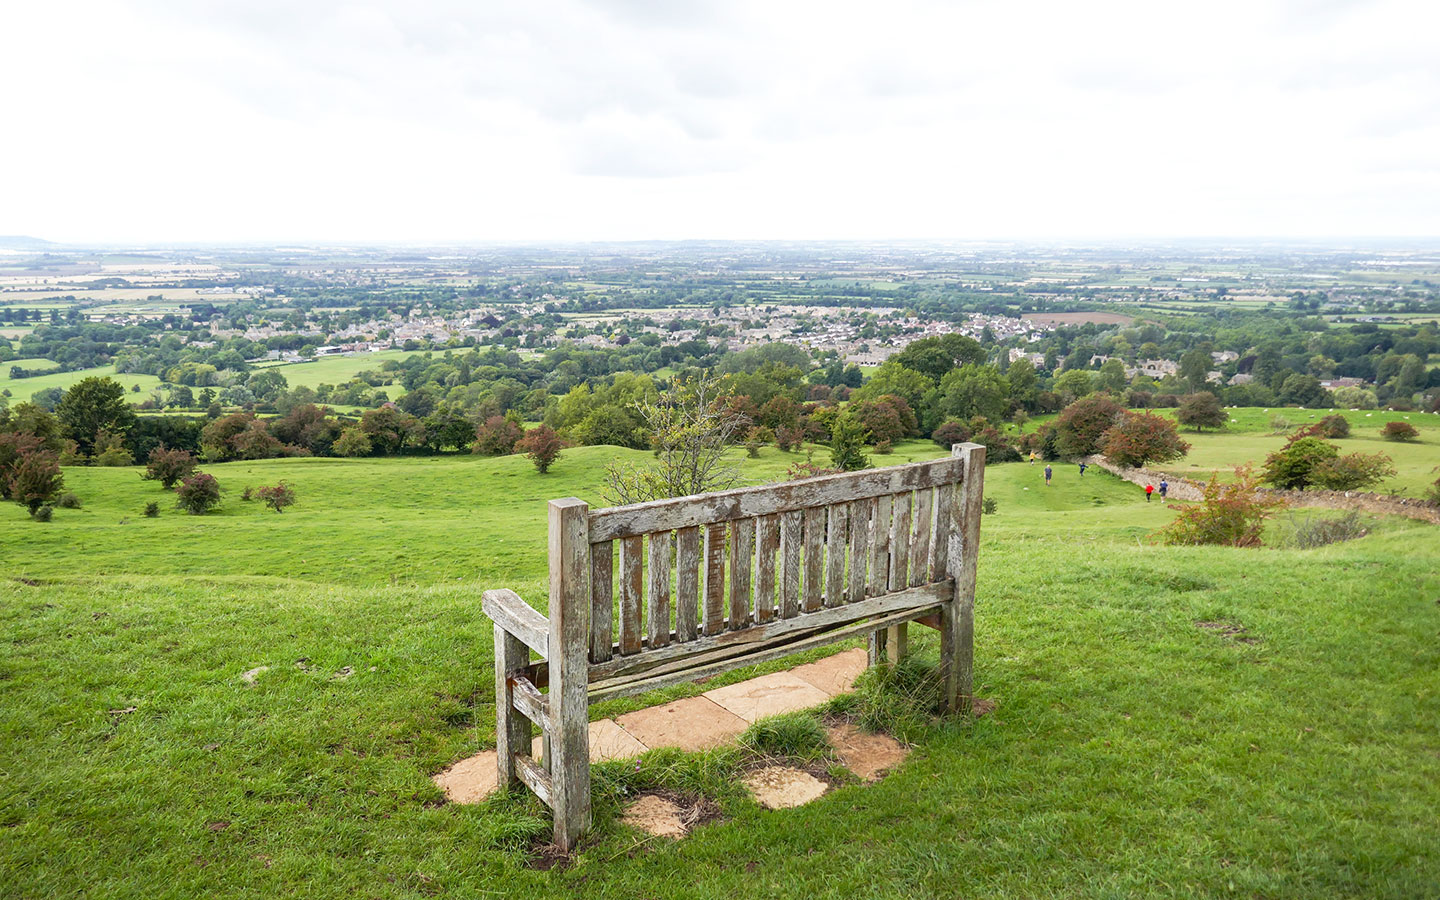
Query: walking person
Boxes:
[
  {"xmin": 1044, "ymin": 464, "xmax": 1053, "ymax": 486},
  {"xmin": 1078, "ymin": 461, "xmax": 1088, "ymax": 477},
  {"xmin": 1029, "ymin": 451, "xmax": 1038, "ymax": 465},
  {"xmin": 1144, "ymin": 483, "xmax": 1155, "ymax": 502},
  {"xmin": 1159, "ymin": 479, "xmax": 1168, "ymax": 500}
]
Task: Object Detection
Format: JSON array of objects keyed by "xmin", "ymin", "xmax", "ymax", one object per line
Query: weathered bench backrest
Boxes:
[{"xmin": 581, "ymin": 455, "xmax": 970, "ymax": 687}]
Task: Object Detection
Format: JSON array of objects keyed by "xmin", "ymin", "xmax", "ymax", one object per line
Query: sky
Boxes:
[{"xmin": 2, "ymin": 0, "xmax": 1438, "ymax": 244}]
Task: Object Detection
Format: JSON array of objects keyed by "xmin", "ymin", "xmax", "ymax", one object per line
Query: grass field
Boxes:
[
  {"xmin": 0, "ymin": 360, "xmax": 162, "ymax": 401},
  {"xmin": 2, "ymin": 441, "xmax": 1437, "ymax": 898},
  {"xmin": 249, "ymin": 349, "xmax": 431, "ymax": 395}
]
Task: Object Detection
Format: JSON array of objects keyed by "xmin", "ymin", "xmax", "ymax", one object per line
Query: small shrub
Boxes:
[
  {"xmin": 1381, "ymin": 421, "xmax": 1419, "ymax": 442},
  {"xmin": 143, "ymin": 501, "xmax": 160, "ymax": 518},
  {"xmin": 982, "ymin": 497, "xmax": 998, "ymax": 515},
  {"xmin": 8, "ymin": 447, "xmax": 64, "ymax": 516},
  {"xmin": 1157, "ymin": 466, "xmax": 1283, "ymax": 547},
  {"xmin": 472, "ymin": 415, "xmax": 523, "ymax": 456},
  {"xmin": 142, "ymin": 446, "xmax": 197, "ymax": 488},
  {"xmin": 1310, "ymin": 451, "xmax": 1396, "ymax": 491},
  {"xmin": 516, "ymin": 424, "xmax": 563, "ymax": 474},
  {"xmin": 786, "ymin": 451, "xmax": 841, "ymax": 480},
  {"xmin": 241, "ymin": 486, "xmax": 254, "ymax": 501},
  {"xmin": 255, "ymin": 482, "xmax": 296, "ymax": 513},
  {"xmin": 874, "ymin": 438, "xmax": 893, "ymax": 455},
  {"xmin": 931, "ymin": 421, "xmax": 971, "ymax": 448},
  {"xmin": 93, "ymin": 447, "xmax": 134, "ymax": 467},
  {"xmin": 745, "ymin": 439, "xmax": 761, "ymax": 458},
  {"xmin": 56, "ymin": 492, "xmax": 81, "ymax": 509},
  {"xmin": 32, "ymin": 504, "xmax": 53, "ymax": 522},
  {"xmin": 175, "ymin": 472, "xmax": 222, "ymax": 515},
  {"xmin": 1317, "ymin": 414, "xmax": 1350, "ymax": 439},
  {"xmin": 775, "ymin": 425, "xmax": 803, "ymax": 453},
  {"xmin": 1269, "ymin": 415, "xmax": 1292, "ymax": 434},
  {"xmin": 1280, "ymin": 511, "xmax": 1367, "ymax": 549}
]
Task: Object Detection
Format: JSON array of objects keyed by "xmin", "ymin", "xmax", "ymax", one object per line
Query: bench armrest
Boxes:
[{"xmin": 482, "ymin": 589, "xmax": 550, "ymax": 659}]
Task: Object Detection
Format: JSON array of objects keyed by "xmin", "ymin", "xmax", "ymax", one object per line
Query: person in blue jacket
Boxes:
[{"xmin": 1044, "ymin": 464, "xmax": 1053, "ymax": 485}]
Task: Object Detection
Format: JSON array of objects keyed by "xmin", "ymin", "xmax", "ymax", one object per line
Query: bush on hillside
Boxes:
[
  {"xmin": 56, "ymin": 492, "xmax": 81, "ymax": 509},
  {"xmin": 142, "ymin": 446, "xmax": 198, "ymax": 489},
  {"xmin": 1381, "ymin": 421, "xmax": 1419, "ymax": 442},
  {"xmin": 8, "ymin": 448, "xmax": 64, "ymax": 516},
  {"xmin": 1309, "ymin": 452, "xmax": 1396, "ymax": 492},
  {"xmin": 472, "ymin": 415, "xmax": 523, "ymax": 456},
  {"xmin": 1100, "ymin": 411, "xmax": 1191, "ymax": 469},
  {"xmin": 1176, "ymin": 392, "xmax": 1226, "ymax": 431},
  {"xmin": 931, "ymin": 420, "xmax": 971, "ymax": 448},
  {"xmin": 143, "ymin": 501, "xmax": 160, "ymax": 518},
  {"xmin": 256, "ymin": 482, "xmax": 296, "ymax": 513},
  {"xmin": 1262, "ymin": 436, "xmax": 1337, "ymax": 490},
  {"xmin": 1157, "ymin": 466, "xmax": 1282, "ymax": 547},
  {"xmin": 517, "ymin": 424, "xmax": 563, "ymax": 474},
  {"xmin": 1317, "ymin": 414, "xmax": 1350, "ymax": 439},
  {"xmin": 175, "ymin": 472, "xmax": 222, "ymax": 515},
  {"xmin": 1054, "ymin": 395, "xmax": 1125, "ymax": 458},
  {"xmin": 1279, "ymin": 511, "xmax": 1367, "ymax": 550},
  {"xmin": 32, "ymin": 504, "xmax": 53, "ymax": 522}
]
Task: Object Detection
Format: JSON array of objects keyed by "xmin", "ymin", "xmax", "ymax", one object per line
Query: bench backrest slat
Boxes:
[{"xmin": 580, "ymin": 455, "xmax": 968, "ymax": 666}]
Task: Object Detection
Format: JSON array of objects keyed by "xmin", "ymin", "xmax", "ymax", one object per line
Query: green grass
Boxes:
[
  {"xmin": 249, "ymin": 349, "xmax": 443, "ymax": 396},
  {"xmin": 2, "ymin": 443, "xmax": 1438, "ymax": 898},
  {"xmin": 0, "ymin": 360, "xmax": 162, "ymax": 401}
]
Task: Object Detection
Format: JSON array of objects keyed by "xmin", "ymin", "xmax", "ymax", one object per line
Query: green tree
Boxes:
[
  {"xmin": 1177, "ymin": 392, "xmax": 1226, "ymax": 431},
  {"xmin": 1179, "ymin": 349, "xmax": 1211, "ymax": 392},
  {"xmin": 55, "ymin": 377, "xmax": 136, "ymax": 456},
  {"xmin": 1096, "ymin": 358, "xmax": 1128, "ymax": 394},
  {"xmin": 517, "ymin": 424, "xmax": 563, "ymax": 474},
  {"xmin": 936, "ymin": 364, "xmax": 1009, "ymax": 423},
  {"xmin": 851, "ymin": 359, "xmax": 933, "ymax": 409},
  {"xmin": 891, "ymin": 335, "xmax": 985, "ymax": 382},
  {"xmin": 1262, "ymin": 436, "xmax": 1337, "ymax": 490},
  {"xmin": 333, "ymin": 426, "xmax": 372, "ymax": 458},
  {"xmin": 828, "ymin": 414, "xmax": 870, "ymax": 472},
  {"xmin": 1005, "ymin": 357, "xmax": 1039, "ymax": 411},
  {"xmin": 8, "ymin": 447, "xmax": 63, "ymax": 516},
  {"xmin": 1054, "ymin": 395, "xmax": 1125, "ymax": 458},
  {"xmin": 1100, "ymin": 411, "xmax": 1191, "ymax": 468},
  {"xmin": 1051, "ymin": 369, "xmax": 1094, "ymax": 404}
]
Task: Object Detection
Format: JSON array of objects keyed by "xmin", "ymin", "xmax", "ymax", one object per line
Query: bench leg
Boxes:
[
  {"xmin": 494, "ymin": 625, "xmax": 530, "ymax": 790},
  {"xmin": 939, "ymin": 597, "xmax": 973, "ymax": 715}
]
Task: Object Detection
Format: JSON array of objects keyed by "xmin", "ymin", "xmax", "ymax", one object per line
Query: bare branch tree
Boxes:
[{"xmin": 604, "ymin": 375, "xmax": 750, "ymax": 505}]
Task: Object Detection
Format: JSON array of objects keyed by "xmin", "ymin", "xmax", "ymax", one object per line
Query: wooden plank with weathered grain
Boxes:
[
  {"xmin": 848, "ymin": 498, "xmax": 869, "ymax": 603},
  {"xmin": 779, "ymin": 510, "xmax": 802, "ymax": 619},
  {"xmin": 930, "ymin": 481, "xmax": 953, "ymax": 582},
  {"xmin": 825, "ymin": 502, "xmax": 847, "ymax": 608},
  {"xmin": 909, "ymin": 487, "xmax": 933, "ymax": 588},
  {"xmin": 584, "ymin": 581, "xmax": 953, "ymax": 683},
  {"xmin": 703, "ymin": 522, "xmax": 726, "ymax": 635},
  {"xmin": 618, "ymin": 535, "xmax": 644, "ymax": 656},
  {"xmin": 941, "ymin": 443, "xmax": 985, "ymax": 715},
  {"xmin": 647, "ymin": 531, "xmax": 672, "ymax": 649},
  {"xmin": 482, "ymin": 589, "xmax": 549, "ymax": 659},
  {"xmin": 514, "ymin": 753, "xmax": 554, "ymax": 808},
  {"xmin": 869, "ymin": 493, "xmax": 891, "ymax": 596},
  {"xmin": 589, "ymin": 542, "xmax": 613, "ymax": 663},
  {"xmin": 889, "ymin": 491, "xmax": 911, "ymax": 592},
  {"xmin": 509, "ymin": 673, "xmax": 552, "ymax": 734},
  {"xmin": 754, "ymin": 513, "xmax": 779, "ymax": 623},
  {"xmin": 546, "ymin": 497, "xmax": 592, "ymax": 850},
  {"xmin": 588, "ymin": 455, "xmax": 969, "ymax": 540},
  {"xmin": 802, "ymin": 506, "xmax": 825, "ymax": 613},
  {"xmin": 494, "ymin": 624, "xmax": 531, "ymax": 791},
  {"xmin": 674, "ymin": 525, "xmax": 700, "ymax": 643},
  {"xmin": 728, "ymin": 517, "xmax": 754, "ymax": 630}
]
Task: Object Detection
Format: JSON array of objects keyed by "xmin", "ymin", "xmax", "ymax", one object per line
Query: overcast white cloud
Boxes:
[{"xmin": 1, "ymin": 0, "xmax": 1436, "ymax": 243}]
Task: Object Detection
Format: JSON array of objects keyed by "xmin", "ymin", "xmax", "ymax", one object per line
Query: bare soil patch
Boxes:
[
  {"xmin": 742, "ymin": 765, "xmax": 829, "ymax": 809},
  {"xmin": 620, "ymin": 791, "xmax": 721, "ymax": 839},
  {"xmin": 826, "ymin": 723, "xmax": 909, "ymax": 782}
]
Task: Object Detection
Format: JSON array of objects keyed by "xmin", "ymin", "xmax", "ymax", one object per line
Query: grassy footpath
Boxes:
[{"xmin": 2, "ymin": 444, "xmax": 1438, "ymax": 898}]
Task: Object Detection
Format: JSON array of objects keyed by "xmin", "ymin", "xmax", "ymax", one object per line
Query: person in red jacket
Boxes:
[{"xmin": 1144, "ymin": 483, "xmax": 1155, "ymax": 502}]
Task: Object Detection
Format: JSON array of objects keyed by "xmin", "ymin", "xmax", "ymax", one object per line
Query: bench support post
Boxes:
[
  {"xmin": 941, "ymin": 443, "xmax": 984, "ymax": 714},
  {"xmin": 548, "ymin": 497, "xmax": 592, "ymax": 851},
  {"xmin": 493, "ymin": 625, "xmax": 530, "ymax": 791}
]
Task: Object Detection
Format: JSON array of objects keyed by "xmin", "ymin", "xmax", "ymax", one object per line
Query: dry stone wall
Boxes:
[{"xmin": 1081, "ymin": 455, "xmax": 1440, "ymax": 525}]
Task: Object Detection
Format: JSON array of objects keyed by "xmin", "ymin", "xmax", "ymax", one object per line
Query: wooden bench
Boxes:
[{"xmin": 482, "ymin": 443, "xmax": 985, "ymax": 849}]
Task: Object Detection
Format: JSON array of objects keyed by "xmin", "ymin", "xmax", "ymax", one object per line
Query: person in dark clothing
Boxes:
[
  {"xmin": 1078, "ymin": 461, "xmax": 1088, "ymax": 477},
  {"xmin": 1159, "ymin": 479, "xmax": 1168, "ymax": 499},
  {"xmin": 1044, "ymin": 464, "xmax": 1053, "ymax": 485}
]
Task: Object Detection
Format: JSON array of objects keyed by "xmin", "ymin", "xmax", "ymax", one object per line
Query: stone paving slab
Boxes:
[
  {"xmin": 790, "ymin": 648, "xmax": 868, "ymax": 697},
  {"xmin": 826, "ymin": 722, "xmax": 909, "ymax": 782},
  {"xmin": 530, "ymin": 718, "xmax": 649, "ymax": 764},
  {"xmin": 615, "ymin": 695, "xmax": 749, "ymax": 751},
  {"xmin": 703, "ymin": 671, "xmax": 833, "ymax": 723}
]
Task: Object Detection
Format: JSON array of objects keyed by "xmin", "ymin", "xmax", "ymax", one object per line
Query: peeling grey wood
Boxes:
[
  {"xmin": 589, "ymin": 455, "xmax": 969, "ymax": 540},
  {"xmin": 940, "ymin": 443, "xmax": 985, "ymax": 715},
  {"xmin": 703, "ymin": 522, "xmax": 726, "ymax": 635},
  {"xmin": 728, "ymin": 517, "xmax": 754, "ymax": 630},
  {"xmin": 514, "ymin": 752, "xmax": 554, "ymax": 808},
  {"xmin": 779, "ymin": 510, "xmax": 802, "ymax": 619},
  {"xmin": 909, "ymin": 487, "xmax": 933, "ymax": 588},
  {"xmin": 618, "ymin": 535, "xmax": 643, "ymax": 656},
  {"xmin": 802, "ymin": 506, "xmax": 825, "ymax": 613},
  {"xmin": 482, "ymin": 589, "xmax": 548, "ymax": 659},
  {"xmin": 493, "ymin": 624, "xmax": 530, "ymax": 791},
  {"xmin": 589, "ymin": 542, "xmax": 613, "ymax": 663},
  {"xmin": 646, "ymin": 531, "xmax": 672, "ymax": 649},
  {"xmin": 889, "ymin": 491, "xmax": 911, "ymax": 593},
  {"xmin": 848, "ymin": 498, "xmax": 869, "ymax": 603},
  {"xmin": 585, "ymin": 581, "xmax": 952, "ymax": 682},
  {"xmin": 546, "ymin": 497, "xmax": 592, "ymax": 851},
  {"xmin": 508, "ymin": 673, "xmax": 552, "ymax": 734},
  {"xmin": 825, "ymin": 502, "xmax": 847, "ymax": 609},
  {"xmin": 755, "ymin": 513, "xmax": 779, "ymax": 624},
  {"xmin": 674, "ymin": 525, "xmax": 700, "ymax": 643}
]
